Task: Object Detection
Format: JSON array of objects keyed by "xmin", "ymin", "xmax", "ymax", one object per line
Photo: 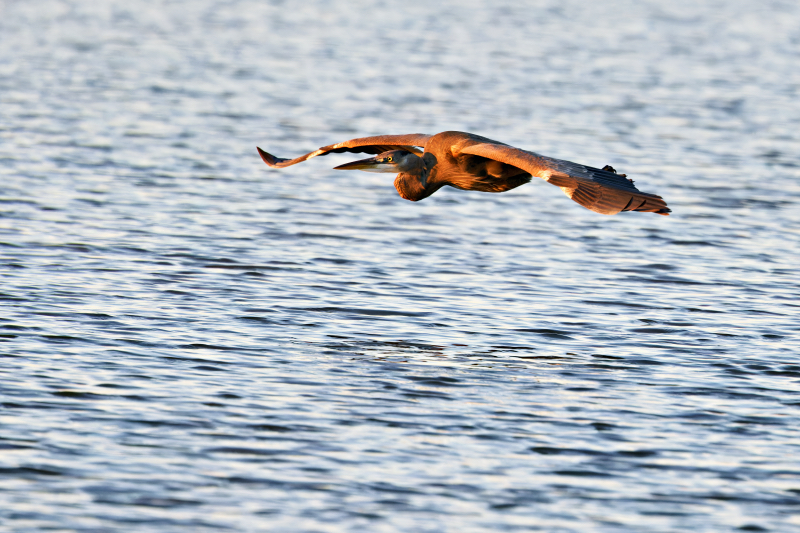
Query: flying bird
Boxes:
[{"xmin": 257, "ymin": 131, "xmax": 670, "ymax": 216}]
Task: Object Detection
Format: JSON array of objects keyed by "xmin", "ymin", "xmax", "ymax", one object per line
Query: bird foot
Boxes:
[
  {"xmin": 602, "ymin": 164, "xmax": 632, "ymax": 182},
  {"xmin": 602, "ymin": 165, "xmax": 627, "ymax": 178}
]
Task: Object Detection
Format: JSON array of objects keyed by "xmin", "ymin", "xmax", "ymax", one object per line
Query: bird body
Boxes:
[{"xmin": 257, "ymin": 131, "xmax": 670, "ymax": 216}]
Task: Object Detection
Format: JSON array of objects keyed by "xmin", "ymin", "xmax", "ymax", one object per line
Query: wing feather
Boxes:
[
  {"xmin": 257, "ymin": 134, "xmax": 431, "ymax": 169},
  {"xmin": 457, "ymin": 142, "xmax": 670, "ymax": 216}
]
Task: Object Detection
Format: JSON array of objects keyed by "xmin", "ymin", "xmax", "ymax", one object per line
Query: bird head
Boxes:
[{"xmin": 334, "ymin": 150, "xmax": 421, "ymax": 173}]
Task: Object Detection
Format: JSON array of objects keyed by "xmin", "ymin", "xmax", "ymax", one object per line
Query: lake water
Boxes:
[{"xmin": 1, "ymin": 0, "xmax": 799, "ymax": 531}]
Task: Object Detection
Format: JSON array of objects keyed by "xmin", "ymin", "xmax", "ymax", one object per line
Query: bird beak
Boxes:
[{"xmin": 334, "ymin": 156, "xmax": 396, "ymax": 173}]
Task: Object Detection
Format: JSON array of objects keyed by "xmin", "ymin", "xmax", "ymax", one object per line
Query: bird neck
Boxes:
[
  {"xmin": 393, "ymin": 154, "xmax": 438, "ymax": 201},
  {"xmin": 394, "ymin": 172, "xmax": 427, "ymax": 201}
]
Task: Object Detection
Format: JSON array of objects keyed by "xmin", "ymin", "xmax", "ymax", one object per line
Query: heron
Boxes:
[{"xmin": 257, "ymin": 131, "xmax": 670, "ymax": 216}]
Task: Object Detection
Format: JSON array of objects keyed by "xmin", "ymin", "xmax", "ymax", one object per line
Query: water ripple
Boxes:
[{"xmin": 2, "ymin": 0, "xmax": 800, "ymax": 531}]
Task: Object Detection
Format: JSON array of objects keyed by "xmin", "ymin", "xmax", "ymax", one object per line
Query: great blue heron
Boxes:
[{"xmin": 257, "ymin": 131, "xmax": 670, "ymax": 215}]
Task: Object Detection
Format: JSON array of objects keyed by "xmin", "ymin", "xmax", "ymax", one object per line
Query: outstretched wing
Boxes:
[
  {"xmin": 457, "ymin": 142, "xmax": 671, "ymax": 216},
  {"xmin": 257, "ymin": 134, "xmax": 431, "ymax": 169}
]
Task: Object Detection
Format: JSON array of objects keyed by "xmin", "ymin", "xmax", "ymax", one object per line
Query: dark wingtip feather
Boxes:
[{"xmin": 257, "ymin": 147, "xmax": 286, "ymax": 167}]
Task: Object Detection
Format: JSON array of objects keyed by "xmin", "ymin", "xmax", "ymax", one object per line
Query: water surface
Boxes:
[{"xmin": 1, "ymin": 0, "xmax": 799, "ymax": 531}]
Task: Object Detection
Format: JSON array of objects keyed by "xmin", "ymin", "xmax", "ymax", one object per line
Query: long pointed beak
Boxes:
[{"xmin": 334, "ymin": 156, "xmax": 396, "ymax": 173}]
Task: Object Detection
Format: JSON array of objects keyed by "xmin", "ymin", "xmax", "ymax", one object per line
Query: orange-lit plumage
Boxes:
[{"xmin": 257, "ymin": 131, "xmax": 670, "ymax": 216}]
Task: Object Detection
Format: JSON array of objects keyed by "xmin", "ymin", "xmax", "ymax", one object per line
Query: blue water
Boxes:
[{"xmin": 1, "ymin": 0, "xmax": 799, "ymax": 531}]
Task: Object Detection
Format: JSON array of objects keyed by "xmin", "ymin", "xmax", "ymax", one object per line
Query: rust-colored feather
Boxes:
[{"xmin": 457, "ymin": 138, "xmax": 670, "ymax": 215}]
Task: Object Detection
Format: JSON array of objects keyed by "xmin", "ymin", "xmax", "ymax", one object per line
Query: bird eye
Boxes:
[{"xmin": 387, "ymin": 156, "xmax": 393, "ymax": 162}]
